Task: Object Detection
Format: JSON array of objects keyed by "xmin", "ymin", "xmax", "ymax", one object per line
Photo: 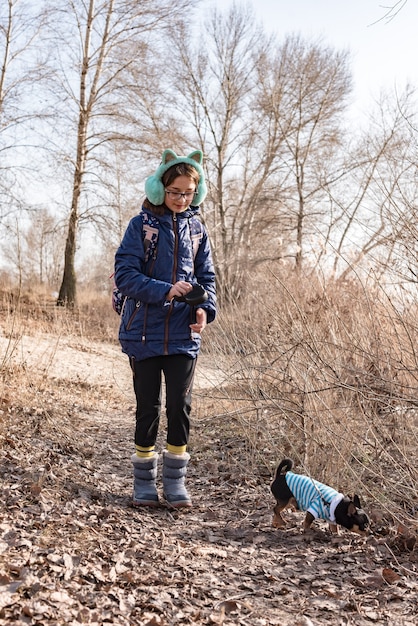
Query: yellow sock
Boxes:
[
  {"xmin": 135, "ymin": 445, "xmax": 155, "ymax": 458},
  {"xmin": 166, "ymin": 444, "xmax": 187, "ymax": 455}
]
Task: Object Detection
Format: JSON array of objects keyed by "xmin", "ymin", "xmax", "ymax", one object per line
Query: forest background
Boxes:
[{"xmin": 1, "ymin": 0, "xmax": 417, "ymax": 544}]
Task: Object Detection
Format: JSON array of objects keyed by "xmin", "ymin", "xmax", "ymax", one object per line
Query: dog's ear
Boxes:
[
  {"xmin": 353, "ymin": 494, "xmax": 362, "ymax": 509},
  {"xmin": 347, "ymin": 502, "xmax": 357, "ymax": 516}
]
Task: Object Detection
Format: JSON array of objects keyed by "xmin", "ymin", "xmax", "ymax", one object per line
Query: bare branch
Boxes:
[{"xmin": 369, "ymin": 0, "xmax": 408, "ymax": 26}]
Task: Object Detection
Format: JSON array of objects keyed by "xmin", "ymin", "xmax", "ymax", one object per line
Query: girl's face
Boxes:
[{"xmin": 164, "ymin": 175, "xmax": 197, "ymax": 213}]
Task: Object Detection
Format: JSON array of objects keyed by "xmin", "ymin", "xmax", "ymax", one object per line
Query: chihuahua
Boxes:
[{"xmin": 271, "ymin": 458, "xmax": 369, "ymax": 535}]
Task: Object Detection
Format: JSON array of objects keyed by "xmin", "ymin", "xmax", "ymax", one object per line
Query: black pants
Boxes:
[{"xmin": 131, "ymin": 354, "xmax": 197, "ymax": 449}]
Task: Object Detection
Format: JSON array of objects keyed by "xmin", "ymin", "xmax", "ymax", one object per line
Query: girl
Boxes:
[{"xmin": 114, "ymin": 149, "xmax": 216, "ymax": 508}]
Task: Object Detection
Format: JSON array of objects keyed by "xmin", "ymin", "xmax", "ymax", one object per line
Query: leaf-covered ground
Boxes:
[{"xmin": 0, "ymin": 334, "xmax": 417, "ymax": 625}]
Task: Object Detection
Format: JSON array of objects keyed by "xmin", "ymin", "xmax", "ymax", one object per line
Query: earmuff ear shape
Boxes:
[
  {"xmin": 187, "ymin": 150, "xmax": 204, "ymax": 165},
  {"xmin": 186, "ymin": 150, "xmax": 207, "ymax": 205},
  {"xmin": 162, "ymin": 149, "xmax": 178, "ymax": 164}
]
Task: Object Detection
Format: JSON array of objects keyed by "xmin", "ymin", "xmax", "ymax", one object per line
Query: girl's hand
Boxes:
[
  {"xmin": 167, "ymin": 281, "xmax": 193, "ymax": 301},
  {"xmin": 190, "ymin": 308, "xmax": 207, "ymax": 334}
]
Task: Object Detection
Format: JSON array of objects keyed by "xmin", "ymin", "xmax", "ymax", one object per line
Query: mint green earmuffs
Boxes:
[{"xmin": 144, "ymin": 149, "xmax": 207, "ymax": 206}]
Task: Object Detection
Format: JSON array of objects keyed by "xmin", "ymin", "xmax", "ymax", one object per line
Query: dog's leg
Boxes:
[
  {"xmin": 302, "ymin": 511, "xmax": 316, "ymax": 532},
  {"xmin": 272, "ymin": 502, "xmax": 288, "ymax": 528},
  {"xmin": 328, "ymin": 522, "xmax": 339, "ymax": 534}
]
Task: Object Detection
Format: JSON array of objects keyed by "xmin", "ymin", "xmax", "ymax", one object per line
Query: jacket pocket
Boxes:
[{"xmin": 126, "ymin": 301, "xmax": 142, "ymax": 330}]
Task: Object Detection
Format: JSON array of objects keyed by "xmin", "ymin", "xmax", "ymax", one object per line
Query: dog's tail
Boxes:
[{"xmin": 275, "ymin": 458, "xmax": 293, "ymax": 477}]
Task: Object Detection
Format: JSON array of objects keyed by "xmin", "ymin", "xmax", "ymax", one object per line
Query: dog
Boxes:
[{"xmin": 271, "ymin": 458, "xmax": 370, "ymax": 535}]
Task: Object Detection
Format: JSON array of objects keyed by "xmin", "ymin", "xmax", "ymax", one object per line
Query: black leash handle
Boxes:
[{"xmin": 174, "ymin": 283, "xmax": 208, "ymax": 306}]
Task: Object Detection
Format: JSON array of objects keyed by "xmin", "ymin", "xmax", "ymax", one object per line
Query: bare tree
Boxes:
[
  {"xmin": 42, "ymin": 0, "xmax": 198, "ymax": 307},
  {"xmin": 25, "ymin": 208, "xmax": 64, "ymax": 286},
  {"xmin": 168, "ymin": 5, "xmax": 276, "ymax": 299},
  {"xmin": 169, "ymin": 7, "xmax": 352, "ymax": 297},
  {"xmin": 2, "ymin": 207, "xmax": 64, "ymax": 287},
  {"xmin": 257, "ymin": 35, "xmax": 352, "ymax": 273},
  {"xmin": 324, "ymin": 87, "xmax": 418, "ymax": 285},
  {"xmin": 0, "ymin": 0, "xmax": 47, "ymax": 221},
  {"xmin": 0, "ymin": 0, "xmax": 46, "ymax": 119},
  {"xmin": 3, "ymin": 1, "xmax": 417, "ymax": 305}
]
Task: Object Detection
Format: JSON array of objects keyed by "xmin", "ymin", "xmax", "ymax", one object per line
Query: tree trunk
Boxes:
[
  {"xmin": 57, "ymin": 200, "xmax": 79, "ymax": 307},
  {"xmin": 56, "ymin": 0, "xmax": 95, "ymax": 307}
]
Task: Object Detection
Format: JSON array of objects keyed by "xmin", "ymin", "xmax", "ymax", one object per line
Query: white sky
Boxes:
[{"xmin": 211, "ymin": 0, "xmax": 418, "ymax": 122}]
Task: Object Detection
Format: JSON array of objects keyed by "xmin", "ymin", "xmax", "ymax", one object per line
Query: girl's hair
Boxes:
[
  {"xmin": 144, "ymin": 162, "xmax": 200, "ymax": 215},
  {"xmin": 162, "ymin": 162, "xmax": 200, "ymax": 188}
]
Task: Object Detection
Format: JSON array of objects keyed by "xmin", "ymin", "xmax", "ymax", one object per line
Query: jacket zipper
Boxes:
[
  {"xmin": 164, "ymin": 213, "xmax": 178, "ymax": 354},
  {"xmin": 139, "ymin": 252, "xmax": 156, "ymax": 341},
  {"xmin": 141, "ymin": 305, "xmax": 148, "ymax": 342},
  {"xmin": 126, "ymin": 300, "xmax": 141, "ymax": 331}
]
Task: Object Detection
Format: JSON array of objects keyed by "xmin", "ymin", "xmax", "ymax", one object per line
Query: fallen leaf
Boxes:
[{"xmin": 382, "ymin": 568, "xmax": 401, "ymax": 584}]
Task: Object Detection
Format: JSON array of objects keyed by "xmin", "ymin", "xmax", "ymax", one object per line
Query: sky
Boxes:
[{"xmin": 211, "ymin": 0, "xmax": 418, "ymax": 123}]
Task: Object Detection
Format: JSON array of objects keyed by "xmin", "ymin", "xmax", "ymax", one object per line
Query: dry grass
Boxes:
[
  {"xmin": 199, "ymin": 270, "xmax": 418, "ymax": 535},
  {"xmin": 0, "ymin": 286, "xmax": 120, "ymax": 343},
  {"xmin": 1, "ymin": 275, "xmax": 417, "ymax": 540}
]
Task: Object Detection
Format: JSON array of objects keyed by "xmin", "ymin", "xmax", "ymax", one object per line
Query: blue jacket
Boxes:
[{"xmin": 114, "ymin": 205, "xmax": 216, "ymax": 361}]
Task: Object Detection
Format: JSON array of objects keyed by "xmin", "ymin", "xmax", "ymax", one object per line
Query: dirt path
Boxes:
[
  {"xmin": 0, "ymin": 332, "xmax": 226, "ymax": 393},
  {"xmin": 0, "ymin": 333, "xmax": 417, "ymax": 625}
]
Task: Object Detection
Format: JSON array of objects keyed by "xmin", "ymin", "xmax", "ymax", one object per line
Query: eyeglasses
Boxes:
[{"xmin": 165, "ymin": 189, "xmax": 197, "ymax": 201}]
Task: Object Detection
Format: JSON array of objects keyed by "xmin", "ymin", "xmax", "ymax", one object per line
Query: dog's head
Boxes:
[{"xmin": 335, "ymin": 495, "xmax": 370, "ymax": 535}]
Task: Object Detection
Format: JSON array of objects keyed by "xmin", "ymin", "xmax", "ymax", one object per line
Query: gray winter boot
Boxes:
[
  {"xmin": 131, "ymin": 453, "xmax": 159, "ymax": 507},
  {"xmin": 162, "ymin": 450, "xmax": 192, "ymax": 508}
]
